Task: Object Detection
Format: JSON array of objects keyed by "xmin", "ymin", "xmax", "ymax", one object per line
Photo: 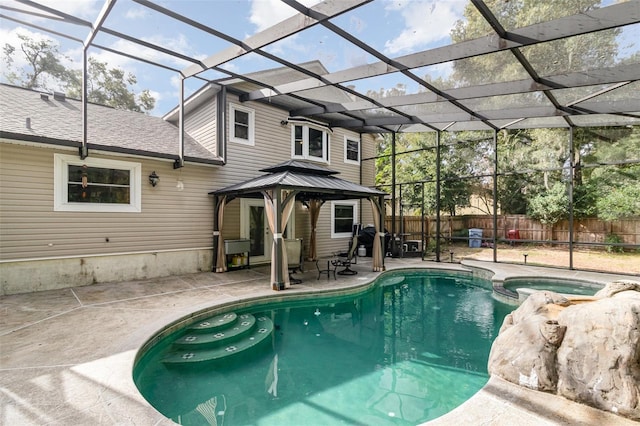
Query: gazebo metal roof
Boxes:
[
  {"xmin": 1, "ymin": 0, "xmax": 638, "ymax": 134},
  {"xmin": 210, "ymin": 160, "xmax": 387, "ymax": 201}
]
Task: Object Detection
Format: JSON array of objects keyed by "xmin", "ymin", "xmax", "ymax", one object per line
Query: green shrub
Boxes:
[{"xmin": 604, "ymin": 233, "xmax": 624, "ymax": 253}]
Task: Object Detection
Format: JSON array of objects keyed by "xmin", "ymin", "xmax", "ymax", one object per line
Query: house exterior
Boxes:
[{"xmin": 0, "ymin": 64, "xmax": 378, "ymax": 295}]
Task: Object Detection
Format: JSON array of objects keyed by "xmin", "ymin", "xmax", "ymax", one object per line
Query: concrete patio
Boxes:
[{"xmin": 1, "ymin": 257, "xmax": 636, "ymax": 425}]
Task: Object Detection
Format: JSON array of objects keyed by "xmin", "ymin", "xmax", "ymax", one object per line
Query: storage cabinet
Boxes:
[{"xmin": 224, "ymin": 239, "xmax": 250, "ymax": 270}]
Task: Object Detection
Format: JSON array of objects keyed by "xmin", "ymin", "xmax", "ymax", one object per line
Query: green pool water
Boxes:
[
  {"xmin": 504, "ymin": 279, "xmax": 601, "ymax": 296},
  {"xmin": 134, "ymin": 271, "xmax": 514, "ymax": 425}
]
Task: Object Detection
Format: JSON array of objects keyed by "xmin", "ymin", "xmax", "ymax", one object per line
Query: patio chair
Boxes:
[
  {"xmin": 331, "ymin": 235, "xmax": 359, "ymax": 275},
  {"xmin": 285, "ymin": 238, "xmax": 303, "ymax": 284}
]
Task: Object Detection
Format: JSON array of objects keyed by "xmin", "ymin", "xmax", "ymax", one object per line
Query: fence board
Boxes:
[{"xmin": 384, "ymin": 215, "xmax": 639, "ymax": 246}]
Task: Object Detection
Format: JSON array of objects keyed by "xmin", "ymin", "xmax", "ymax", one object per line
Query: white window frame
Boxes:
[
  {"xmin": 331, "ymin": 200, "xmax": 358, "ymax": 239},
  {"xmin": 291, "ymin": 124, "xmax": 330, "ymax": 163},
  {"xmin": 54, "ymin": 153, "xmax": 142, "ymax": 212},
  {"xmin": 229, "ymin": 103, "xmax": 255, "ymax": 146},
  {"xmin": 344, "ymin": 136, "xmax": 360, "ymax": 165}
]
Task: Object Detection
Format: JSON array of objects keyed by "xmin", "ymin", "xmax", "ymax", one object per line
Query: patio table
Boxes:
[{"xmin": 316, "ymin": 258, "xmax": 337, "ymax": 280}]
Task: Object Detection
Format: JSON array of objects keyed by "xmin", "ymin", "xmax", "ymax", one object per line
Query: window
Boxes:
[
  {"xmin": 331, "ymin": 200, "xmax": 358, "ymax": 238},
  {"xmin": 344, "ymin": 136, "xmax": 360, "ymax": 164},
  {"xmin": 54, "ymin": 154, "xmax": 141, "ymax": 212},
  {"xmin": 291, "ymin": 124, "xmax": 329, "ymax": 162},
  {"xmin": 230, "ymin": 103, "xmax": 255, "ymax": 145}
]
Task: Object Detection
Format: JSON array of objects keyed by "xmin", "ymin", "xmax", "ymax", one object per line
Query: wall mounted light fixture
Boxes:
[{"xmin": 149, "ymin": 171, "xmax": 160, "ymax": 187}]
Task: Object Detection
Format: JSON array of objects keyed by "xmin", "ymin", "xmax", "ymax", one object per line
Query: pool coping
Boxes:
[{"xmin": 1, "ymin": 258, "xmax": 637, "ymax": 425}]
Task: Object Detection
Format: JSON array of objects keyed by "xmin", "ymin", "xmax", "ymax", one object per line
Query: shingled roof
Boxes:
[{"xmin": 0, "ymin": 84, "xmax": 222, "ymax": 165}]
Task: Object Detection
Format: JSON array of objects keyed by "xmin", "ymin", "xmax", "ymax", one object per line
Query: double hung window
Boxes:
[
  {"xmin": 230, "ymin": 104, "xmax": 255, "ymax": 145},
  {"xmin": 331, "ymin": 200, "xmax": 358, "ymax": 238},
  {"xmin": 292, "ymin": 124, "xmax": 329, "ymax": 162},
  {"xmin": 344, "ymin": 136, "xmax": 360, "ymax": 164}
]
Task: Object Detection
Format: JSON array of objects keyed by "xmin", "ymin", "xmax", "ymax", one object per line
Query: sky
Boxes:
[{"xmin": 0, "ymin": 0, "xmax": 637, "ymax": 116}]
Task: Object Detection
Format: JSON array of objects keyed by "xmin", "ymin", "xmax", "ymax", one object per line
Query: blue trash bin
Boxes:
[{"xmin": 469, "ymin": 228, "xmax": 482, "ymax": 248}]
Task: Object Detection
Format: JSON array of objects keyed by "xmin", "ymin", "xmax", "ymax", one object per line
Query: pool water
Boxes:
[
  {"xmin": 134, "ymin": 271, "xmax": 514, "ymax": 425},
  {"xmin": 503, "ymin": 279, "xmax": 601, "ymax": 296}
]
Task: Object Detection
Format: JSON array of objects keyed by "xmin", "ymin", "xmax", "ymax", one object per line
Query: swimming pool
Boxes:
[{"xmin": 134, "ymin": 270, "xmax": 514, "ymax": 425}]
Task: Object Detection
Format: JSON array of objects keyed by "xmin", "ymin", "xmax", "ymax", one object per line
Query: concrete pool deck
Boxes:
[{"xmin": 1, "ymin": 258, "xmax": 637, "ymax": 425}]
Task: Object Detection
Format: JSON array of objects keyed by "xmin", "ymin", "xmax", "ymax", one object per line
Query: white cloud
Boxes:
[
  {"xmin": 384, "ymin": 0, "xmax": 466, "ymax": 55},
  {"xmin": 249, "ymin": 0, "xmax": 321, "ymax": 33},
  {"xmin": 125, "ymin": 6, "xmax": 149, "ymax": 20}
]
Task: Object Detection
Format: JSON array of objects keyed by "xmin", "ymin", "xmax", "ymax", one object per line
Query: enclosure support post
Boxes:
[
  {"xmin": 492, "ymin": 129, "xmax": 498, "ymax": 262},
  {"xmin": 568, "ymin": 126, "xmax": 575, "ymax": 270},
  {"xmin": 399, "ymin": 184, "xmax": 404, "ymax": 258},
  {"xmin": 435, "ymin": 131, "xmax": 442, "ymax": 262},
  {"xmin": 421, "ymin": 182, "xmax": 425, "ymax": 261},
  {"xmin": 391, "ymin": 132, "xmax": 397, "ymax": 256}
]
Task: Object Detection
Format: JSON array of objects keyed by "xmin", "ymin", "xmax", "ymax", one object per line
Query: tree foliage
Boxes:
[
  {"xmin": 2, "ymin": 33, "xmax": 155, "ymax": 113},
  {"xmin": 372, "ymin": 1, "xmax": 636, "ymax": 224},
  {"xmin": 2, "ymin": 33, "xmax": 72, "ymax": 89}
]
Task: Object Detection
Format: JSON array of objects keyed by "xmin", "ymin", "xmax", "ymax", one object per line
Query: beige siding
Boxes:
[
  {"xmin": 0, "ymin": 98, "xmax": 379, "ymax": 263},
  {"xmin": 184, "ymin": 100, "xmax": 217, "ymax": 154},
  {"xmin": 0, "ymin": 141, "xmax": 216, "ymax": 261},
  {"xmin": 212, "ymin": 97, "xmax": 380, "ymax": 258}
]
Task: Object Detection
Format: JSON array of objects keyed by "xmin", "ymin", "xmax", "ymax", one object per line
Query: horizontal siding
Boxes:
[
  {"xmin": 0, "ymin": 142, "xmax": 216, "ymax": 261},
  {"xmin": 1, "ymin": 98, "xmax": 380, "ymax": 263},
  {"xmin": 184, "ymin": 101, "xmax": 217, "ymax": 154}
]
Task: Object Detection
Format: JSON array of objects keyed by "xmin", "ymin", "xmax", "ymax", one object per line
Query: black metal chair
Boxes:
[{"xmin": 331, "ymin": 235, "xmax": 359, "ymax": 275}]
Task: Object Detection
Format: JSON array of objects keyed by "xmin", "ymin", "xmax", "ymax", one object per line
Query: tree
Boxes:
[
  {"xmin": 2, "ymin": 33, "xmax": 155, "ymax": 113},
  {"xmin": 2, "ymin": 33, "xmax": 72, "ymax": 90},
  {"xmin": 578, "ymin": 127, "xmax": 640, "ymax": 220},
  {"xmin": 65, "ymin": 57, "xmax": 155, "ymax": 113},
  {"xmin": 527, "ymin": 181, "xmax": 569, "ymax": 225}
]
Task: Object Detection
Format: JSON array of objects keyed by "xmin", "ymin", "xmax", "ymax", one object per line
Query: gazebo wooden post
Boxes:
[
  {"xmin": 212, "ymin": 195, "xmax": 220, "ymax": 272},
  {"xmin": 273, "ymin": 188, "xmax": 285, "ymax": 290}
]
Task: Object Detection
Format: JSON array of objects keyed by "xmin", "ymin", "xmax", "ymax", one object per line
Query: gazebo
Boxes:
[{"xmin": 209, "ymin": 160, "xmax": 387, "ymax": 290}]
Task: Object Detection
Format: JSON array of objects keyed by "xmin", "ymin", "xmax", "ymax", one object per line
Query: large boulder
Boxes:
[
  {"xmin": 488, "ymin": 280, "xmax": 640, "ymax": 421},
  {"xmin": 488, "ymin": 291, "xmax": 568, "ymax": 392},
  {"xmin": 556, "ymin": 288, "xmax": 640, "ymax": 419}
]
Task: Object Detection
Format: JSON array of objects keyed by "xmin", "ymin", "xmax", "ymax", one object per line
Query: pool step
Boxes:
[
  {"xmin": 188, "ymin": 312, "xmax": 238, "ymax": 333},
  {"xmin": 162, "ymin": 313, "xmax": 273, "ymax": 366},
  {"xmin": 173, "ymin": 314, "xmax": 256, "ymax": 348}
]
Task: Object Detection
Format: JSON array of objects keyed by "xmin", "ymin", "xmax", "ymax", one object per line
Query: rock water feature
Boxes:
[{"xmin": 488, "ymin": 280, "xmax": 640, "ymax": 421}]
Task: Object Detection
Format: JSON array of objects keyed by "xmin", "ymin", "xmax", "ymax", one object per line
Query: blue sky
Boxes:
[{"xmin": 1, "ymin": 0, "xmax": 637, "ymax": 116}]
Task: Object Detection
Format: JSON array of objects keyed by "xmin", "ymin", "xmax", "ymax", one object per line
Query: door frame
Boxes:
[{"xmin": 240, "ymin": 198, "xmax": 296, "ymax": 264}]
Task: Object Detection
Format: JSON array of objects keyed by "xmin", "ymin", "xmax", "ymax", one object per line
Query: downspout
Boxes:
[
  {"xmin": 492, "ymin": 129, "xmax": 498, "ymax": 262},
  {"xmin": 435, "ymin": 131, "xmax": 441, "ymax": 262},
  {"xmin": 218, "ymin": 85, "xmax": 227, "ymax": 162},
  {"xmin": 175, "ymin": 76, "xmax": 185, "ymax": 169},
  {"xmin": 80, "ymin": 47, "xmax": 88, "ymax": 159}
]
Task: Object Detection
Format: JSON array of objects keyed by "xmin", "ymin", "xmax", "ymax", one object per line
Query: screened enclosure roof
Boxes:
[{"xmin": 1, "ymin": 0, "xmax": 639, "ymax": 133}]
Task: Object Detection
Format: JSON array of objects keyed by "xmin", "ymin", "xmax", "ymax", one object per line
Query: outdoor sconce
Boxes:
[{"xmin": 149, "ymin": 171, "xmax": 160, "ymax": 187}]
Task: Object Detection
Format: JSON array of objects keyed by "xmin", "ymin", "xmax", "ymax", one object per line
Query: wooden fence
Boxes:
[{"xmin": 384, "ymin": 215, "xmax": 640, "ymax": 247}]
